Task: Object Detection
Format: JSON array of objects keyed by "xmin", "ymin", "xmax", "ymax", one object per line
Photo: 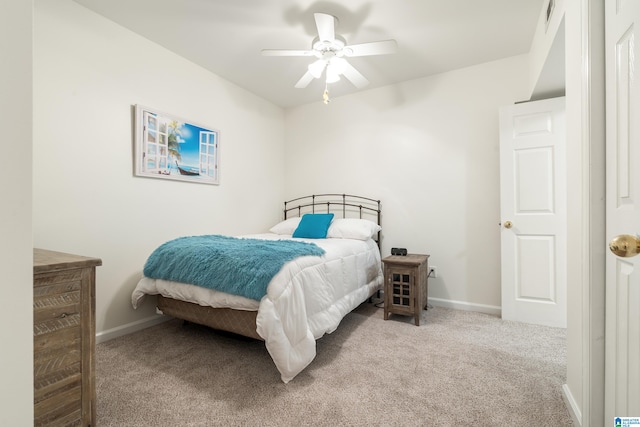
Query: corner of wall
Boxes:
[{"xmin": 562, "ymin": 384, "xmax": 583, "ymax": 426}]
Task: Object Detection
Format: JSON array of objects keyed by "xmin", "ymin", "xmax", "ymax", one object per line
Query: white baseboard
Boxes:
[
  {"xmin": 96, "ymin": 314, "xmax": 170, "ymax": 344},
  {"xmin": 562, "ymin": 383, "xmax": 582, "ymax": 426},
  {"xmin": 428, "ymin": 297, "xmax": 502, "ymax": 317}
]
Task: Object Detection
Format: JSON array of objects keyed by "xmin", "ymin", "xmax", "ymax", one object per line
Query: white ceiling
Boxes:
[{"xmin": 73, "ymin": 0, "xmax": 545, "ymax": 109}]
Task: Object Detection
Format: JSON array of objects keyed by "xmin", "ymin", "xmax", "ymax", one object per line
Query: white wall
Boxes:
[
  {"xmin": 33, "ymin": 0, "xmax": 286, "ymax": 335},
  {"xmin": 284, "ymin": 56, "xmax": 530, "ymax": 312},
  {"xmin": 0, "ymin": 0, "xmax": 33, "ymax": 424}
]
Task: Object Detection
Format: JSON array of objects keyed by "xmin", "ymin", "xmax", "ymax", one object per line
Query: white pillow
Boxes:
[
  {"xmin": 326, "ymin": 218, "xmax": 381, "ymax": 240},
  {"xmin": 269, "ymin": 217, "xmax": 302, "ymax": 235}
]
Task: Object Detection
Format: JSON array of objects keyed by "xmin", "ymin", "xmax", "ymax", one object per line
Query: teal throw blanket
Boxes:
[{"xmin": 143, "ymin": 235, "xmax": 325, "ymax": 301}]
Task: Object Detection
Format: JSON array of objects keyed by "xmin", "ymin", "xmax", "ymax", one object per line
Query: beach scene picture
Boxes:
[{"xmin": 135, "ymin": 105, "xmax": 219, "ymax": 185}]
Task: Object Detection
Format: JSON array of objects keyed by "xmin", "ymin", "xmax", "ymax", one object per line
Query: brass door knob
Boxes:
[
  {"xmin": 609, "ymin": 234, "xmax": 640, "ymax": 258},
  {"xmin": 503, "ymin": 221, "xmax": 513, "ymax": 229}
]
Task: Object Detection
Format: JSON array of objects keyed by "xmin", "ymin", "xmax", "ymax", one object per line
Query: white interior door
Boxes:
[
  {"xmin": 605, "ymin": 0, "xmax": 640, "ymax": 421},
  {"xmin": 499, "ymin": 97, "xmax": 566, "ymax": 328}
]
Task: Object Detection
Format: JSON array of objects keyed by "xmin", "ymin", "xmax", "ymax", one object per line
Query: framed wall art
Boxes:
[{"xmin": 134, "ymin": 105, "xmax": 220, "ymax": 185}]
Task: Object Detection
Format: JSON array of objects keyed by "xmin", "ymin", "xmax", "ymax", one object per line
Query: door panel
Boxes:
[
  {"xmin": 517, "ymin": 235, "xmax": 555, "ymax": 301},
  {"xmin": 516, "ymin": 148, "xmax": 554, "ymax": 212},
  {"xmin": 605, "ymin": 0, "xmax": 640, "ymax": 419}
]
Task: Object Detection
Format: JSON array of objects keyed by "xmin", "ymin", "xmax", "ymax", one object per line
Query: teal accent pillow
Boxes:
[{"xmin": 292, "ymin": 213, "xmax": 335, "ymax": 239}]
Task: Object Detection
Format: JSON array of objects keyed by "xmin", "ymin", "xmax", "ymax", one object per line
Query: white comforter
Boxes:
[{"xmin": 132, "ymin": 233, "xmax": 383, "ymax": 382}]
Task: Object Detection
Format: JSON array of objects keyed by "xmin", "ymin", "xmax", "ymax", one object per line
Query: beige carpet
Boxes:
[{"xmin": 96, "ymin": 302, "xmax": 573, "ymax": 426}]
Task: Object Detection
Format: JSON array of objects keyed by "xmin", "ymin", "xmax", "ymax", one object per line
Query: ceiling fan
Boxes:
[{"xmin": 262, "ymin": 13, "xmax": 397, "ymax": 102}]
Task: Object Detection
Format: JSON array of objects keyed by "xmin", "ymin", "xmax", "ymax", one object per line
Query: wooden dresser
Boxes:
[{"xmin": 33, "ymin": 249, "xmax": 102, "ymax": 427}]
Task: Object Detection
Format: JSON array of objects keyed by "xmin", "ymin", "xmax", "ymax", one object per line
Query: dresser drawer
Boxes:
[
  {"xmin": 34, "ymin": 269, "xmax": 83, "ymax": 288},
  {"xmin": 34, "ymin": 286, "xmax": 81, "ymax": 320},
  {"xmin": 34, "ymin": 383, "xmax": 83, "ymax": 427},
  {"xmin": 34, "ymin": 294, "xmax": 83, "ymax": 425}
]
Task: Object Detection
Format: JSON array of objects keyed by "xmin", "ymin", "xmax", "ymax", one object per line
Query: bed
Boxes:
[{"xmin": 131, "ymin": 194, "xmax": 383, "ymax": 382}]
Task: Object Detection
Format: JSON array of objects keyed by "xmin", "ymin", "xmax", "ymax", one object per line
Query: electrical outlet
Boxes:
[{"xmin": 429, "ymin": 266, "xmax": 437, "ymax": 278}]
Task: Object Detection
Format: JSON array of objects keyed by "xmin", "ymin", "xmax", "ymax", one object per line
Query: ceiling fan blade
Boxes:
[
  {"xmin": 343, "ymin": 40, "xmax": 398, "ymax": 57},
  {"xmin": 314, "ymin": 13, "xmax": 335, "ymax": 42},
  {"xmin": 295, "ymin": 70, "xmax": 315, "ymax": 88},
  {"xmin": 341, "ymin": 61, "xmax": 369, "ymax": 89},
  {"xmin": 262, "ymin": 49, "xmax": 315, "ymax": 57}
]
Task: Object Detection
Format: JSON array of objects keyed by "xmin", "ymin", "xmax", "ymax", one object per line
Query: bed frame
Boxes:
[{"xmin": 156, "ymin": 194, "xmax": 382, "ymax": 340}]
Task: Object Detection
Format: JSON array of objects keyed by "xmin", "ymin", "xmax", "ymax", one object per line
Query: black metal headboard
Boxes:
[{"xmin": 283, "ymin": 194, "xmax": 381, "ymax": 248}]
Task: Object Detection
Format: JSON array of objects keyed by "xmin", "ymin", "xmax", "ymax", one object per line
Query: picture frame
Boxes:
[{"xmin": 134, "ymin": 105, "xmax": 220, "ymax": 185}]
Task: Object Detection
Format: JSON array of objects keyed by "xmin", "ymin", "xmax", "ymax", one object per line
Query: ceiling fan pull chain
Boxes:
[{"xmin": 323, "ymin": 82, "xmax": 330, "ymax": 104}]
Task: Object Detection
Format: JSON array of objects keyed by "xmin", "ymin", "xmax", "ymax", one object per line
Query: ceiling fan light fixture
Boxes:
[
  {"xmin": 325, "ymin": 65, "xmax": 341, "ymax": 83},
  {"xmin": 330, "ymin": 57, "xmax": 347, "ymax": 74},
  {"xmin": 308, "ymin": 59, "xmax": 326, "ymax": 78}
]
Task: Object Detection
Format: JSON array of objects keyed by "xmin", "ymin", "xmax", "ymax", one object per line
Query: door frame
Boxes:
[
  {"xmin": 566, "ymin": 0, "xmax": 606, "ymax": 425},
  {"xmin": 585, "ymin": 0, "xmax": 606, "ymax": 425}
]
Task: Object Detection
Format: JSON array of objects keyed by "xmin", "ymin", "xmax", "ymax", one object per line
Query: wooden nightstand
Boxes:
[{"xmin": 382, "ymin": 254, "xmax": 429, "ymax": 325}]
